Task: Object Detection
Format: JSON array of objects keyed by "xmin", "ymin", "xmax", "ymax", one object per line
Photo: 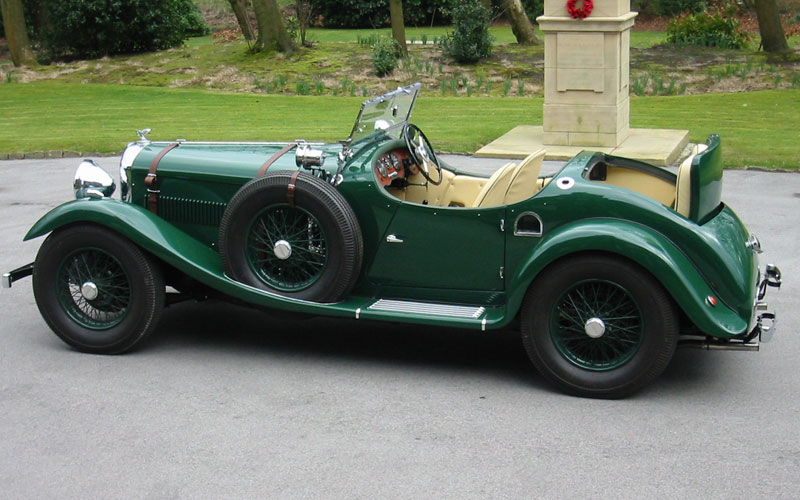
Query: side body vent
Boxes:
[{"xmin": 152, "ymin": 196, "xmax": 228, "ymax": 226}]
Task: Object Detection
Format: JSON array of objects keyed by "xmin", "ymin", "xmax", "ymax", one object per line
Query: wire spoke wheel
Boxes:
[
  {"xmin": 550, "ymin": 280, "xmax": 644, "ymax": 371},
  {"xmin": 246, "ymin": 204, "xmax": 328, "ymax": 292},
  {"xmin": 56, "ymin": 248, "xmax": 131, "ymax": 329},
  {"xmin": 33, "ymin": 225, "xmax": 164, "ymax": 354},
  {"xmin": 520, "ymin": 255, "xmax": 678, "ymax": 398}
]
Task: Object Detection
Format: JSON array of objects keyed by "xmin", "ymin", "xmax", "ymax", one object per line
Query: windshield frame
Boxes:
[{"xmin": 347, "ymin": 83, "xmax": 421, "ymax": 144}]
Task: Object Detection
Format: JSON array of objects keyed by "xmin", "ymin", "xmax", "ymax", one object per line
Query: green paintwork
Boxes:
[
  {"xmin": 24, "ymin": 198, "xmax": 508, "ymax": 330},
  {"xmin": 22, "ymin": 108, "xmax": 758, "ymax": 339}
]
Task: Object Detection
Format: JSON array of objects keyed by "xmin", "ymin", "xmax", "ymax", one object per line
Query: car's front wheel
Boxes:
[
  {"xmin": 32, "ymin": 224, "xmax": 165, "ymax": 354},
  {"xmin": 521, "ymin": 254, "xmax": 678, "ymax": 398}
]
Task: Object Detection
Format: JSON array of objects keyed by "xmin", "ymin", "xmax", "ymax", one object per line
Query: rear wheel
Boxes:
[
  {"xmin": 521, "ymin": 254, "xmax": 678, "ymax": 398},
  {"xmin": 32, "ymin": 224, "xmax": 164, "ymax": 354}
]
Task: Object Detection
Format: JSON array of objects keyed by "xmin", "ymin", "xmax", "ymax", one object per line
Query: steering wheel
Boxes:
[{"xmin": 403, "ymin": 123, "xmax": 443, "ymax": 186}]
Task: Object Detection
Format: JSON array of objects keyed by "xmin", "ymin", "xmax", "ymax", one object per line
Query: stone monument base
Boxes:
[{"xmin": 474, "ymin": 126, "xmax": 689, "ymax": 166}]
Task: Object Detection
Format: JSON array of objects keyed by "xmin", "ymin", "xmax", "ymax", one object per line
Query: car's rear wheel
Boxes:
[
  {"xmin": 521, "ymin": 254, "xmax": 678, "ymax": 398},
  {"xmin": 32, "ymin": 224, "xmax": 165, "ymax": 354},
  {"xmin": 219, "ymin": 171, "xmax": 362, "ymax": 303}
]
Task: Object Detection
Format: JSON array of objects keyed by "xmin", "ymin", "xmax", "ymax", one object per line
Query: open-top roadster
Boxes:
[{"xmin": 3, "ymin": 83, "xmax": 781, "ymax": 398}]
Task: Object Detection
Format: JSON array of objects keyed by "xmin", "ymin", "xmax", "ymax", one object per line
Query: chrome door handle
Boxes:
[{"xmin": 386, "ymin": 234, "xmax": 404, "ymax": 243}]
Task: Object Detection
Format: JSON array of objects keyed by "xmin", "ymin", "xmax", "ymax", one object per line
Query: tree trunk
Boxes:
[
  {"xmin": 506, "ymin": 0, "xmax": 539, "ymax": 46},
  {"xmin": 228, "ymin": 0, "xmax": 256, "ymax": 41},
  {"xmin": 251, "ymin": 0, "xmax": 295, "ymax": 54},
  {"xmin": 753, "ymin": 0, "xmax": 790, "ymax": 53},
  {"xmin": 389, "ymin": 0, "xmax": 406, "ymax": 56},
  {"xmin": 0, "ymin": 0, "xmax": 38, "ymax": 66}
]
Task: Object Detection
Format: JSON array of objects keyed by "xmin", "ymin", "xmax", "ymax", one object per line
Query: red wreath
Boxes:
[{"xmin": 566, "ymin": 0, "xmax": 593, "ymax": 19}]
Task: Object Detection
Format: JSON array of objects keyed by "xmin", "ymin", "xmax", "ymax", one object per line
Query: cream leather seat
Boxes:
[
  {"xmin": 674, "ymin": 144, "xmax": 708, "ymax": 217},
  {"xmin": 471, "ymin": 161, "xmax": 517, "ymax": 207},
  {"xmin": 503, "ymin": 149, "xmax": 546, "ymax": 205}
]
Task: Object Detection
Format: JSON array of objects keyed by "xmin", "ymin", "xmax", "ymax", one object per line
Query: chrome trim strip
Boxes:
[
  {"xmin": 148, "ymin": 141, "xmax": 326, "ymax": 147},
  {"xmin": 355, "ymin": 307, "xmax": 361, "ymax": 319},
  {"xmin": 1, "ymin": 272, "xmax": 10, "ymax": 289},
  {"xmin": 368, "ymin": 299, "xmax": 485, "ymax": 319},
  {"xmin": 482, "ymin": 318, "xmax": 486, "ymax": 331}
]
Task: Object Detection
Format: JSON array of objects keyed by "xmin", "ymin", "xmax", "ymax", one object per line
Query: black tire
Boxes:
[
  {"xmin": 219, "ymin": 171, "xmax": 363, "ymax": 303},
  {"xmin": 32, "ymin": 224, "xmax": 165, "ymax": 354},
  {"xmin": 520, "ymin": 254, "xmax": 678, "ymax": 399}
]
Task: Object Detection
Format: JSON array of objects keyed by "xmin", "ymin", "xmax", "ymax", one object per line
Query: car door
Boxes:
[{"xmin": 367, "ymin": 203, "xmax": 506, "ymax": 292}]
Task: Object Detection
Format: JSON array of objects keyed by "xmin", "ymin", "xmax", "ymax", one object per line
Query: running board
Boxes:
[
  {"xmin": 369, "ymin": 299, "xmax": 485, "ymax": 318},
  {"xmin": 356, "ymin": 299, "xmax": 496, "ymax": 331}
]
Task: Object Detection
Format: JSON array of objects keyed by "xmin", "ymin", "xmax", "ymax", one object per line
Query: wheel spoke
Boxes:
[
  {"xmin": 57, "ymin": 248, "xmax": 131, "ymax": 330},
  {"xmin": 246, "ymin": 205, "xmax": 328, "ymax": 292},
  {"xmin": 551, "ymin": 279, "xmax": 643, "ymax": 371}
]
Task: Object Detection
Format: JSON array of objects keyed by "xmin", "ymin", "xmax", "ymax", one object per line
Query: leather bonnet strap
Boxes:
[
  {"xmin": 144, "ymin": 142, "xmax": 180, "ymax": 214},
  {"xmin": 286, "ymin": 170, "xmax": 301, "ymax": 209},
  {"xmin": 258, "ymin": 143, "xmax": 298, "ymax": 177}
]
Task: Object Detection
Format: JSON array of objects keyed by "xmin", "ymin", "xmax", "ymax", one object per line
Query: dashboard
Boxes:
[{"xmin": 374, "ymin": 148, "xmax": 417, "ymax": 186}]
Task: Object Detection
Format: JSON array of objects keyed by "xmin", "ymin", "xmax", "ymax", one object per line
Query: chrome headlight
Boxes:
[
  {"xmin": 119, "ymin": 142, "xmax": 144, "ymax": 202},
  {"xmin": 74, "ymin": 159, "xmax": 115, "ymax": 199}
]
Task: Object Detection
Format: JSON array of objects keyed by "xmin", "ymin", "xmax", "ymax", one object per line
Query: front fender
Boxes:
[
  {"xmin": 23, "ymin": 198, "xmax": 359, "ymax": 318},
  {"xmin": 506, "ymin": 219, "xmax": 749, "ymax": 338}
]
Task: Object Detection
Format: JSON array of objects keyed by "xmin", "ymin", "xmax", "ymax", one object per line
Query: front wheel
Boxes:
[
  {"xmin": 521, "ymin": 255, "xmax": 678, "ymax": 399},
  {"xmin": 32, "ymin": 224, "xmax": 165, "ymax": 354}
]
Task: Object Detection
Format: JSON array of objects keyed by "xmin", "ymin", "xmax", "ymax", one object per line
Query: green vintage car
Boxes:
[{"xmin": 3, "ymin": 83, "xmax": 781, "ymax": 398}]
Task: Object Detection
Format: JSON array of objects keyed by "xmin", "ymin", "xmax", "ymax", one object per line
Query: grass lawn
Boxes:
[{"xmin": 1, "ymin": 82, "xmax": 797, "ymax": 169}]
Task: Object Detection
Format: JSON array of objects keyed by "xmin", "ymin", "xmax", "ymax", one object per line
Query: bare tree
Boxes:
[
  {"xmin": 753, "ymin": 0, "xmax": 790, "ymax": 53},
  {"xmin": 228, "ymin": 0, "xmax": 256, "ymax": 42},
  {"xmin": 389, "ymin": 0, "xmax": 407, "ymax": 56},
  {"xmin": 251, "ymin": 0, "xmax": 295, "ymax": 54},
  {"xmin": 294, "ymin": 0, "xmax": 315, "ymax": 47},
  {"xmin": 506, "ymin": 0, "xmax": 540, "ymax": 45},
  {"xmin": 0, "ymin": 0, "xmax": 38, "ymax": 66}
]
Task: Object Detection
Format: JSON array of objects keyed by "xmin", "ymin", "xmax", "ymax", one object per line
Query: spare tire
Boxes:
[{"xmin": 219, "ymin": 171, "xmax": 363, "ymax": 303}]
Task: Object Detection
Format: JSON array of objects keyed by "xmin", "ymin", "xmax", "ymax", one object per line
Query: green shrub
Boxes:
[
  {"xmin": 666, "ymin": 11, "xmax": 749, "ymax": 49},
  {"xmin": 372, "ymin": 37, "xmax": 399, "ymax": 77},
  {"xmin": 40, "ymin": 0, "xmax": 208, "ymax": 59},
  {"xmin": 522, "ymin": 0, "xmax": 544, "ymax": 21},
  {"xmin": 311, "ymin": 0, "xmax": 457, "ymax": 29},
  {"xmin": 442, "ymin": 0, "xmax": 493, "ymax": 63},
  {"xmin": 658, "ymin": 0, "xmax": 705, "ymax": 16}
]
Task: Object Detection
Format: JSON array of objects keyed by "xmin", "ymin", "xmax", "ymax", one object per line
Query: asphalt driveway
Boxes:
[{"xmin": 1, "ymin": 157, "xmax": 798, "ymax": 499}]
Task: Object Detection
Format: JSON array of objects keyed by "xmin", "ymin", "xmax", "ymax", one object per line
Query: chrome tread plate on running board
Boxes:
[{"xmin": 368, "ymin": 299, "xmax": 486, "ymax": 319}]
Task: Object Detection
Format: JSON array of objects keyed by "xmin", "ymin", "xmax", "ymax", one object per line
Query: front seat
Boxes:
[
  {"xmin": 472, "ymin": 161, "xmax": 518, "ymax": 208},
  {"xmin": 503, "ymin": 149, "xmax": 546, "ymax": 205}
]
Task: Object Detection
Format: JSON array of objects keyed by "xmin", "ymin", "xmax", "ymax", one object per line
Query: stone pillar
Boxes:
[{"xmin": 537, "ymin": 0, "xmax": 636, "ymax": 148}]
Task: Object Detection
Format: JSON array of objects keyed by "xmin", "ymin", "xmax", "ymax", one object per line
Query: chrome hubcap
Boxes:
[
  {"xmin": 274, "ymin": 240, "xmax": 292, "ymax": 260},
  {"xmin": 80, "ymin": 281, "xmax": 99, "ymax": 301},
  {"xmin": 584, "ymin": 317, "xmax": 606, "ymax": 339}
]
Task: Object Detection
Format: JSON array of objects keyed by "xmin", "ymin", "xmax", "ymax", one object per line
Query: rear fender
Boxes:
[{"xmin": 506, "ymin": 219, "xmax": 748, "ymax": 338}]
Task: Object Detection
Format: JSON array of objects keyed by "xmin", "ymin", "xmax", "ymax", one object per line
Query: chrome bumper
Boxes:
[
  {"xmin": 680, "ymin": 263, "xmax": 781, "ymax": 352},
  {"xmin": 749, "ymin": 263, "xmax": 781, "ymax": 343},
  {"xmin": 2, "ymin": 263, "xmax": 33, "ymax": 289}
]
